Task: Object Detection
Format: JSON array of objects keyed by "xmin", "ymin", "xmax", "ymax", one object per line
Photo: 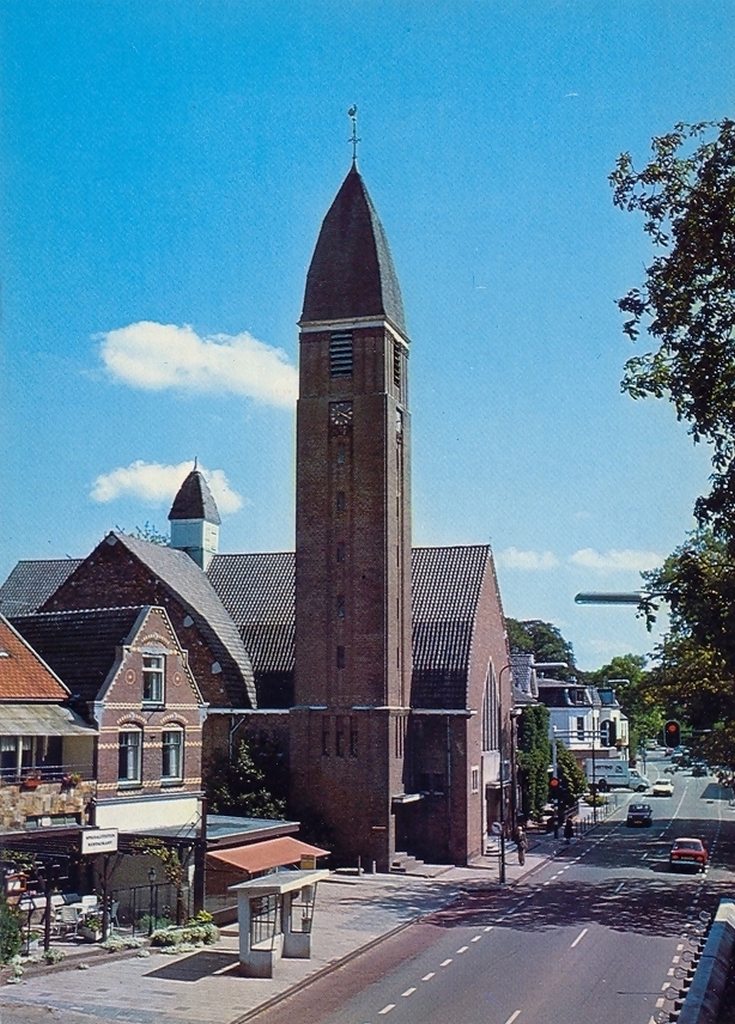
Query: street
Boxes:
[{"xmin": 250, "ymin": 753, "xmax": 735, "ymax": 1024}]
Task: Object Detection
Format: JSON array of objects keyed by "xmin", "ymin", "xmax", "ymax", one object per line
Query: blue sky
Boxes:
[{"xmin": 1, "ymin": 1, "xmax": 731, "ymax": 669}]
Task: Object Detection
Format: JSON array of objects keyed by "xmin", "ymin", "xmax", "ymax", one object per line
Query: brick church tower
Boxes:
[{"xmin": 290, "ymin": 161, "xmax": 412, "ymax": 869}]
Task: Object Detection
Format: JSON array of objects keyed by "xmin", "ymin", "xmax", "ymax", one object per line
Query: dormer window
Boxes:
[{"xmin": 143, "ymin": 654, "xmax": 164, "ymax": 704}]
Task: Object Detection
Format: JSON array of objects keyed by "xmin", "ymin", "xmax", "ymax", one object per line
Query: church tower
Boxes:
[
  {"xmin": 168, "ymin": 466, "xmax": 221, "ymax": 571},
  {"xmin": 291, "ymin": 159, "xmax": 412, "ymax": 869}
]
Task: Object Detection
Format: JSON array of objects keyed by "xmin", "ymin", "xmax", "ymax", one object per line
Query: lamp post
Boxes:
[{"xmin": 147, "ymin": 868, "xmax": 156, "ymax": 937}]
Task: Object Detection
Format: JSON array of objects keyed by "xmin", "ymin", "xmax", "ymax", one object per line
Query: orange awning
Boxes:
[{"xmin": 207, "ymin": 837, "xmax": 329, "ymax": 875}]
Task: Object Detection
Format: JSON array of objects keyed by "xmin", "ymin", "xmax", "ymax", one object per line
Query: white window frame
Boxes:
[
  {"xmin": 118, "ymin": 728, "xmax": 142, "ymax": 784},
  {"xmin": 143, "ymin": 654, "xmax": 165, "ymax": 704},
  {"xmin": 161, "ymin": 727, "xmax": 184, "ymax": 782}
]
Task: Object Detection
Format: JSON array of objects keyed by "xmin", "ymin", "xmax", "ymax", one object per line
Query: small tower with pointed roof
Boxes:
[
  {"xmin": 292, "ymin": 145, "xmax": 412, "ymax": 870},
  {"xmin": 168, "ymin": 466, "xmax": 221, "ymax": 571}
]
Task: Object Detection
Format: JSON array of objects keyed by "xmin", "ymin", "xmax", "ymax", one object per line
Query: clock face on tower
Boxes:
[{"xmin": 329, "ymin": 401, "xmax": 353, "ymax": 429}]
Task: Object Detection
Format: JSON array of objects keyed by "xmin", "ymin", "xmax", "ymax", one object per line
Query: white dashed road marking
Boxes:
[
  {"xmin": 379, "ymin": 1004, "xmax": 395, "ymax": 1015},
  {"xmin": 440, "ymin": 958, "xmax": 453, "ymax": 967},
  {"xmin": 504, "ymin": 1011, "xmax": 522, "ymax": 1024},
  {"xmin": 401, "ymin": 987, "xmax": 416, "ymax": 997},
  {"xmin": 422, "ymin": 972, "xmax": 435, "ymax": 981},
  {"xmin": 570, "ymin": 927, "xmax": 589, "ymax": 949}
]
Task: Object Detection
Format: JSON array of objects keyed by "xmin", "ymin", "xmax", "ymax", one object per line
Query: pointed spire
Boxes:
[
  {"xmin": 168, "ymin": 468, "xmax": 221, "ymax": 526},
  {"xmin": 301, "ymin": 164, "xmax": 407, "ymax": 336}
]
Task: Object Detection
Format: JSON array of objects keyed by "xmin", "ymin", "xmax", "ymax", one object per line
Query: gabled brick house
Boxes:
[{"xmin": 12, "ymin": 605, "xmax": 205, "ymax": 831}]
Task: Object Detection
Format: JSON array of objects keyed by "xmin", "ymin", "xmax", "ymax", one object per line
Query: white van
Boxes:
[{"xmin": 585, "ymin": 758, "xmax": 650, "ymax": 792}]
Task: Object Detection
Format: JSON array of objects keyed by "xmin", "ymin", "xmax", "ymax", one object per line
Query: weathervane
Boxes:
[{"xmin": 348, "ymin": 105, "xmax": 360, "ymax": 164}]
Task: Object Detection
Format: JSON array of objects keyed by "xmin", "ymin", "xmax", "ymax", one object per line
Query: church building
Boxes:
[{"xmin": 0, "ymin": 154, "xmax": 513, "ymax": 872}]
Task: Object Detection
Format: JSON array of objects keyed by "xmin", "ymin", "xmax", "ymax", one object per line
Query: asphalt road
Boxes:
[{"xmin": 252, "ymin": 753, "xmax": 735, "ymax": 1024}]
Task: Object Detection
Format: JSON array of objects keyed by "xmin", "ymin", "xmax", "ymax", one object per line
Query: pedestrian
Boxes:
[
  {"xmin": 516, "ymin": 826, "xmax": 528, "ymax": 865},
  {"xmin": 564, "ymin": 816, "xmax": 574, "ymax": 844}
]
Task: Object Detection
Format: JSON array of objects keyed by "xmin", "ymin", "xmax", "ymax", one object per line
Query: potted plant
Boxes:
[
  {"xmin": 21, "ymin": 771, "xmax": 42, "ymax": 790},
  {"xmin": 79, "ymin": 913, "xmax": 103, "ymax": 942},
  {"xmin": 61, "ymin": 772, "xmax": 82, "ymax": 789}
]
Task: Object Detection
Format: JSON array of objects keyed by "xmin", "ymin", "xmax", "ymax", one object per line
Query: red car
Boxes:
[{"xmin": 669, "ymin": 837, "xmax": 708, "ymax": 872}]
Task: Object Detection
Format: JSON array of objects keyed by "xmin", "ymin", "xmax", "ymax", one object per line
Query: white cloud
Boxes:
[
  {"xmin": 90, "ymin": 460, "xmax": 244, "ymax": 515},
  {"xmin": 568, "ymin": 548, "xmax": 663, "ymax": 573},
  {"xmin": 496, "ymin": 547, "xmax": 560, "ymax": 571},
  {"xmin": 98, "ymin": 321, "xmax": 298, "ymax": 408}
]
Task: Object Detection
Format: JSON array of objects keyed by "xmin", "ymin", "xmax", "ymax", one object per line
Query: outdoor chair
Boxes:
[
  {"xmin": 56, "ymin": 904, "xmax": 81, "ymax": 936},
  {"xmin": 81, "ymin": 895, "xmax": 99, "ymax": 913}
]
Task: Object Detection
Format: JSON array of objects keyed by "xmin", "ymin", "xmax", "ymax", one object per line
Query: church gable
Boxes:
[{"xmin": 41, "ymin": 532, "xmax": 255, "ymax": 709}]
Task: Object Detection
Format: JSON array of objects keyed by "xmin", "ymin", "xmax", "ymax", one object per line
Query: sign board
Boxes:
[{"xmin": 81, "ymin": 828, "xmax": 119, "ymax": 856}]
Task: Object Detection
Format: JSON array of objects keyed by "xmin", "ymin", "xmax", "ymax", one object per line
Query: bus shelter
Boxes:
[{"xmin": 229, "ymin": 868, "xmax": 329, "ymax": 977}]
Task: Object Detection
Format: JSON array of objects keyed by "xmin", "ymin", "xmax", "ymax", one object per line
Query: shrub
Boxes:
[
  {"xmin": 0, "ymin": 897, "xmax": 22, "ymax": 964},
  {"xmin": 149, "ymin": 922, "xmax": 219, "ymax": 948}
]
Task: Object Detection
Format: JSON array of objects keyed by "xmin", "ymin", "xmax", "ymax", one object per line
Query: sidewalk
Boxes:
[{"xmin": 0, "ymin": 830, "xmax": 567, "ymax": 1024}]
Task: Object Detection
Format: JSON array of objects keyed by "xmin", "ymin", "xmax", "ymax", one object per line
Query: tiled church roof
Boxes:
[
  {"xmin": 208, "ymin": 552, "xmax": 294, "ymax": 676},
  {"xmin": 411, "ymin": 545, "xmax": 492, "ymax": 709},
  {"xmin": 301, "ymin": 164, "xmax": 407, "ymax": 336},
  {"xmin": 0, "ymin": 559, "xmax": 81, "ymax": 617}
]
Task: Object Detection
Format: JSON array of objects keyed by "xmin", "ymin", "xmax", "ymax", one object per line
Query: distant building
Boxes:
[{"xmin": 537, "ymin": 677, "xmax": 629, "ymax": 764}]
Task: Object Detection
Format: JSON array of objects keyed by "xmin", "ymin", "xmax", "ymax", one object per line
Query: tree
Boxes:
[
  {"xmin": 555, "ymin": 741, "xmax": 587, "ymax": 808},
  {"xmin": 516, "ymin": 704, "xmax": 551, "ymax": 822},
  {"xmin": 506, "ymin": 618, "xmax": 576, "ymax": 677},
  {"xmin": 132, "ymin": 836, "xmax": 187, "ymax": 924},
  {"xmin": 610, "ymin": 119, "xmax": 735, "ymax": 538},
  {"xmin": 116, "ymin": 521, "xmax": 170, "ymax": 546},
  {"xmin": 206, "ymin": 738, "xmax": 287, "ymax": 820}
]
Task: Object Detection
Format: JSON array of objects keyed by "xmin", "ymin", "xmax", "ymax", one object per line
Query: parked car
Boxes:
[
  {"xmin": 626, "ymin": 803, "xmax": 653, "ymax": 827},
  {"xmin": 652, "ymin": 779, "xmax": 674, "ymax": 797},
  {"xmin": 664, "ymin": 765, "xmax": 677, "ymax": 774},
  {"xmin": 669, "ymin": 837, "xmax": 708, "ymax": 872},
  {"xmin": 691, "ymin": 763, "xmax": 708, "ymax": 776}
]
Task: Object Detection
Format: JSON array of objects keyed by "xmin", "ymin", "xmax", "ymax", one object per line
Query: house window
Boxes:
[
  {"xmin": 336, "ymin": 490, "xmax": 346, "ymax": 513},
  {"xmin": 471, "ymin": 767, "xmax": 480, "ymax": 793},
  {"xmin": 118, "ymin": 729, "xmax": 142, "ymax": 784},
  {"xmin": 161, "ymin": 728, "xmax": 183, "ymax": 782},
  {"xmin": 336, "ymin": 645, "xmax": 345, "ymax": 669},
  {"xmin": 329, "ymin": 331, "xmax": 353, "ymax": 376},
  {"xmin": 0, "ymin": 737, "xmax": 17, "ymax": 778},
  {"xmin": 335, "ymin": 717, "xmax": 346, "ymax": 757},
  {"xmin": 336, "ymin": 594, "xmax": 346, "ymax": 619},
  {"xmin": 393, "ymin": 345, "xmax": 402, "ymax": 390},
  {"xmin": 576, "ymin": 717, "xmax": 585, "ymax": 741},
  {"xmin": 336, "ymin": 542, "xmax": 345, "ymax": 563},
  {"xmin": 349, "ymin": 718, "xmax": 358, "ymax": 757},
  {"xmin": 143, "ymin": 655, "xmax": 164, "ymax": 704}
]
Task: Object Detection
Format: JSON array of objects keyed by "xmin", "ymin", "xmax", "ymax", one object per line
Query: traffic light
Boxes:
[{"xmin": 664, "ymin": 720, "xmax": 680, "ymax": 748}]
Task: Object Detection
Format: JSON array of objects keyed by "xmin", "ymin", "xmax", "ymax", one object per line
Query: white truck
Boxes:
[{"xmin": 585, "ymin": 758, "xmax": 650, "ymax": 792}]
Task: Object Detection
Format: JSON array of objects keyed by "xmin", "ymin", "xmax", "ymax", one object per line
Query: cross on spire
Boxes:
[{"xmin": 347, "ymin": 105, "xmax": 360, "ymax": 164}]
